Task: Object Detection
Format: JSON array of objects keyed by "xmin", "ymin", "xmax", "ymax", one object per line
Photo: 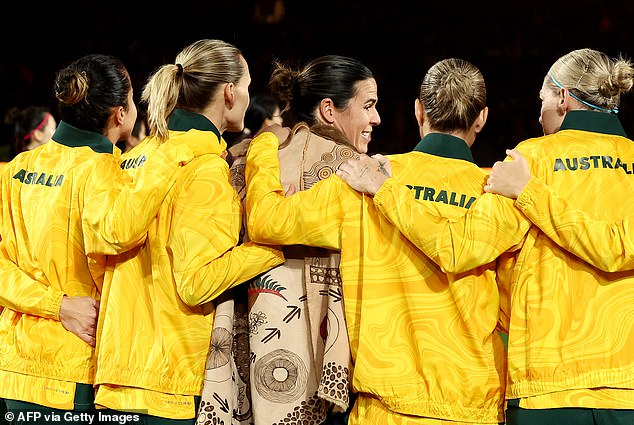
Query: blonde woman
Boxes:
[
  {"xmin": 92, "ymin": 39, "xmax": 284, "ymax": 424},
  {"xmin": 341, "ymin": 48, "xmax": 634, "ymax": 425},
  {"xmin": 485, "ymin": 147, "xmax": 634, "ymax": 272}
]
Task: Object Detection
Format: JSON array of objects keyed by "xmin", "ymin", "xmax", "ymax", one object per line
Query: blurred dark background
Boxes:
[{"xmin": 2, "ymin": 0, "xmax": 633, "ymax": 166}]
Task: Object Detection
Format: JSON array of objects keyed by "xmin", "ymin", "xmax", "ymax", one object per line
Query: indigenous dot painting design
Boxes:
[
  {"xmin": 196, "ymin": 399, "xmax": 223, "ymax": 425},
  {"xmin": 319, "ymin": 362, "xmax": 350, "ymax": 406},
  {"xmin": 271, "ymin": 393, "xmax": 330, "ymax": 425},
  {"xmin": 303, "ymin": 144, "xmax": 357, "ymax": 189},
  {"xmin": 309, "ymin": 263, "xmax": 341, "ymax": 285}
]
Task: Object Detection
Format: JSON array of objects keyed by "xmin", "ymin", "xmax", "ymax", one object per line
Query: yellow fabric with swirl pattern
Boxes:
[{"xmin": 245, "ymin": 132, "xmax": 508, "ymax": 424}]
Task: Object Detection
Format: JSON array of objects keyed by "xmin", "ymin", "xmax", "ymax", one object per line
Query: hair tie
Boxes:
[
  {"xmin": 22, "ymin": 113, "xmax": 52, "ymax": 141},
  {"xmin": 176, "ymin": 63, "xmax": 184, "ymax": 77},
  {"xmin": 548, "ymin": 69, "xmax": 618, "ymax": 114}
]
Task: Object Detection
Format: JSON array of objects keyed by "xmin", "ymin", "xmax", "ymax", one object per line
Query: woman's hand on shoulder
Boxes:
[
  {"xmin": 484, "ymin": 148, "xmax": 531, "ymax": 198},
  {"xmin": 336, "ymin": 153, "xmax": 392, "ymax": 196}
]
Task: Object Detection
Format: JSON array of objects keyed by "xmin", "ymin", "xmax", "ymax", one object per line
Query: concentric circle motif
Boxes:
[
  {"xmin": 339, "ymin": 147, "xmax": 356, "ymax": 158},
  {"xmin": 254, "ymin": 349, "xmax": 308, "ymax": 403},
  {"xmin": 317, "ymin": 166, "xmax": 335, "ymax": 180}
]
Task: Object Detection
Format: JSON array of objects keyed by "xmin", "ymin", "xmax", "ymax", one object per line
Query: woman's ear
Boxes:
[
  {"xmin": 558, "ymin": 87, "xmax": 571, "ymax": 114},
  {"xmin": 114, "ymin": 106, "xmax": 126, "ymax": 126},
  {"xmin": 224, "ymin": 82, "xmax": 235, "ymax": 108},
  {"xmin": 414, "ymin": 98, "xmax": 425, "ymax": 127},
  {"xmin": 318, "ymin": 98, "xmax": 335, "ymax": 124},
  {"xmin": 473, "ymin": 106, "xmax": 489, "ymax": 134}
]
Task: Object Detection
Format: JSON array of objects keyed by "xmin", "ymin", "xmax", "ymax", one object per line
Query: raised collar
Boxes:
[
  {"xmin": 168, "ymin": 109, "xmax": 221, "ymax": 141},
  {"xmin": 560, "ymin": 110, "xmax": 627, "ymax": 137},
  {"xmin": 413, "ymin": 132, "xmax": 474, "ymax": 163},
  {"xmin": 52, "ymin": 121, "xmax": 114, "ymax": 154}
]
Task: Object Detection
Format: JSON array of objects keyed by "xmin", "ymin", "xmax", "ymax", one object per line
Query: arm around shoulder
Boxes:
[{"xmin": 82, "ymin": 145, "xmax": 191, "ymax": 256}]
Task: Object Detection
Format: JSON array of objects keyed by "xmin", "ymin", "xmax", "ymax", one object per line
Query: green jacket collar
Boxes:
[
  {"xmin": 168, "ymin": 109, "xmax": 221, "ymax": 141},
  {"xmin": 52, "ymin": 121, "xmax": 114, "ymax": 154},
  {"xmin": 560, "ymin": 110, "xmax": 627, "ymax": 137},
  {"xmin": 413, "ymin": 133, "xmax": 474, "ymax": 163}
]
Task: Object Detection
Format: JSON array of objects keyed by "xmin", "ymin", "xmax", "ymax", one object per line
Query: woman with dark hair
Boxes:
[
  {"xmin": 4, "ymin": 105, "xmax": 57, "ymax": 157},
  {"xmin": 0, "ymin": 53, "xmax": 189, "ymax": 423},
  {"xmin": 244, "ymin": 57, "xmax": 509, "ymax": 424},
  {"xmin": 244, "ymin": 94, "xmax": 283, "ymax": 135},
  {"xmin": 202, "ymin": 54, "xmax": 380, "ymax": 425}
]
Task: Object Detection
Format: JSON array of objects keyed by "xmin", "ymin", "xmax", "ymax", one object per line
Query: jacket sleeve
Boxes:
[
  {"xmin": 244, "ymin": 131, "xmax": 345, "ymax": 249},
  {"xmin": 82, "ymin": 144, "xmax": 192, "ymax": 256},
  {"xmin": 169, "ymin": 157, "xmax": 284, "ymax": 307},
  {"xmin": 373, "ymin": 179, "xmax": 531, "ymax": 274},
  {"xmin": 515, "ymin": 176, "xmax": 634, "ymax": 272},
  {"xmin": 0, "ymin": 242, "xmax": 64, "ymax": 320},
  {"xmin": 0, "ymin": 177, "xmax": 63, "ymax": 319}
]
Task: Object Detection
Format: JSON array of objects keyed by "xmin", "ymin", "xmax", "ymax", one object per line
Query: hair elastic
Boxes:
[
  {"xmin": 176, "ymin": 63, "xmax": 184, "ymax": 77},
  {"xmin": 548, "ymin": 70, "xmax": 618, "ymax": 114},
  {"xmin": 22, "ymin": 113, "xmax": 52, "ymax": 141}
]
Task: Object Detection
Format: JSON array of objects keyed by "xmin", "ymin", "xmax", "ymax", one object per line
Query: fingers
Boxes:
[
  {"xmin": 75, "ymin": 317, "xmax": 97, "ymax": 347},
  {"xmin": 338, "ymin": 161, "xmax": 354, "ymax": 176},
  {"xmin": 505, "ymin": 148, "xmax": 527, "ymax": 164},
  {"xmin": 67, "ymin": 319, "xmax": 97, "ymax": 346},
  {"xmin": 79, "ymin": 332, "xmax": 96, "ymax": 347},
  {"xmin": 506, "ymin": 148, "xmax": 519, "ymax": 160},
  {"xmin": 60, "ymin": 295, "xmax": 99, "ymax": 346},
  {"xmin": 284, "ymin": 183, "xmax": 297, "ymax": 196}
]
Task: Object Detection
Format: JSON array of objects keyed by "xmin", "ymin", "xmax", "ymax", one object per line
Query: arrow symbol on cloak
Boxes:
[{"xmin": 283, "ymin": 305, "xmax": 301, "ymax": 323}]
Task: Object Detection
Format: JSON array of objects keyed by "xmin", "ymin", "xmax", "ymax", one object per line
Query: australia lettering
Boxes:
[
  {"xmin": 120, "ymin": 154, "xmax": 147, "ymax": 170},
  {"xmin": 13, "ymin": 169, "xmax": 64, "ymax": 187},
  {"xmin": 553, "ymin": 155, "xmax": 634, "ymax": 174},
  {"xmin": 406, "ymin": 185, "xmax": 476, "ymax": 209}
]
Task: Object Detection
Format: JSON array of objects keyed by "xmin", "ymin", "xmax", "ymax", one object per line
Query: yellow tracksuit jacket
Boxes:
[
  {"xmin": 514, "ymin": 176, "xmax": 634, "ymax": 273},
  {"xmin": 0, "ymin": 121, "xmax": 188, "ymax": 408},
  {"xmin": 245, "ymin": 132, "xmax": 513, "ymax": 424},
  {"xmin": 94, "ymin": 109, "xmax": 284, "ymax": 419},
  {"xmin": 373, "ymin": 111, "xmax": 634, "ymax": 408}
]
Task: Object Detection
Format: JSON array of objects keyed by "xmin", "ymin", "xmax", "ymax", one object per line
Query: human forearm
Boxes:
[
  {"xmin": 174, "ymin": 241, "xmax": 284, "ymax": 306},
  {"xmin": 516, "ymin": 177, "xmax": 634, "ymax": 272},
  {"xmin": 374, "ymin": 180, "xmax": 529, "ymax": 273},
  {"xmin": 0, "ymin": 257, "xmax": 64, "ymax": 319},
  {"xmin": 245, "ymin": 131, "xmax": 342, "ymax": 248},
  {"xmin": 83, "ymin": 143, "xmax": 192, "ymax": 256}
]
